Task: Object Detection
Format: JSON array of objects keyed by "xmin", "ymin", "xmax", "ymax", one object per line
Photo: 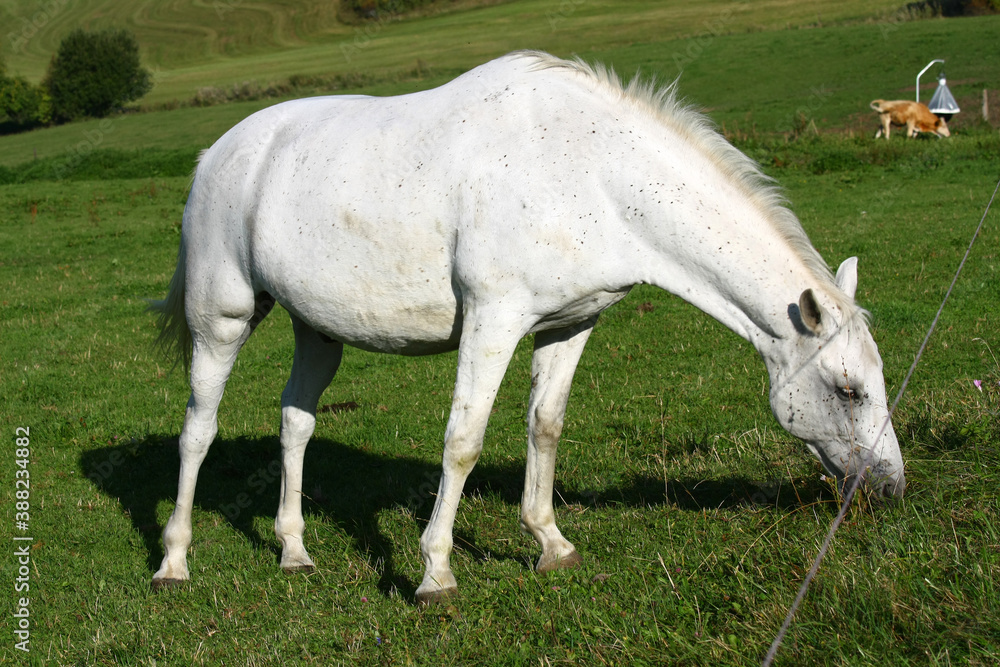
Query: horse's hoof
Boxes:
[
  {"xmin": 536, "ymin": 550, "xmax": 583, "ymax": 574},
  {"xmin": 415, "ymin": 586, "xmax": 458, "ymax": 608},
  {"xmin": 151, "ymin": 577, "xmax": 186, "ymax": 592},
  {"xmin": 282, "ymin": 564, "xmax": 315, "ymax": 575}
]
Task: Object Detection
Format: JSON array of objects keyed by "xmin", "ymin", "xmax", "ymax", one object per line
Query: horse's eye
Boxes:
[{"xmin": 836, "ymin": 385, "xmax": 857, "ymax": 402}]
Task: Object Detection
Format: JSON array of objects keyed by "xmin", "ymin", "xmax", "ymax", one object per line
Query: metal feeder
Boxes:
[
  {"xmin": 928, "ymin": 73, "xmax": 960, "ymax": 121},
  {"xmin": 916, "ymin": 59, "xmax": 960, "ymax": 121}
]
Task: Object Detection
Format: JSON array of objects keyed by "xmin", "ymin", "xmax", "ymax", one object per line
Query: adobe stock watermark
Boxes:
[
  {"xmin": 212, "ymin": 0, "xmax": 246, "ymax": 19},
  {"xmin": 547, "ymin": 0, "xmax": 588, "ymax": 32},
  {"xmin": 401, "ymin": 469, "xmax": 440, "ymax": 514},
  {"xmin": 877, "ymin": 6, "xmax": 911, "ymax": 40},
  {"xmin": 86, "ymin": 435, "xmax": 141, "ymax": 487},
  {"xmin": 340, "ymin": 13, "xmax": 401, "ymax": 64},
  {"xmin": 50, "ymin": 119, "xmax": 116, "ymax": 180},
  {"xmin": 749, "ymin": 479, "xmax": 782, "ymax": 505},
  {"xmin": 217, "ymin": 456, "xmax": 439, "ymax": 526},
  {"xmin": 860, "ymin": 184, "xmax": 902, "ymax": 220},
  {"xmin": 378, "ymin": 70, "xmax": 499, "ymax": 190},
  {"xmin": 86, "ymin": 436, "xmax": 282, "ymax": 525},
  {"xmin": 218, "ymin": 459, "xmax": 283, "ymax": 521},
  {"xmin": 6, "ymin": 0, "xmax": 69, "ymax": 53},
  {"xmin": 774, "ymin": 85, "xmax": 834, "ymax": 135},
  {"xmin": 671, "ymin": 3, "xmax": 746, "ymax": 77},
  {"xmin": 13, "ymin": 427, "xmax": 33, "ymax": 653}
]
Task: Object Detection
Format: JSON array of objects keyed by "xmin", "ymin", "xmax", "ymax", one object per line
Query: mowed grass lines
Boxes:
[
  {"xmin": 1, "ymin": 0, "xmax": 905, "ymax": 104},
  {"xmin": 3, "ymin": 13, "xmax": 1000, "ymax": 169},
  {"xmin": 1, "ymin": 132, "xmax": 999, "ymax": 664},
  {"xmin": 0, "ymin": 0, "xmax": 346, "ymax": 78}
]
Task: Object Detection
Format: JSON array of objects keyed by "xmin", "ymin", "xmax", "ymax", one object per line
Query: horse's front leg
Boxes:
[
  {"xmin": 415, "ymin": 307, "xmax": 523, "ymax": 606},
  {"xmin": 521, "ymin": 318, "xmax": 595, "ymax": 573}
]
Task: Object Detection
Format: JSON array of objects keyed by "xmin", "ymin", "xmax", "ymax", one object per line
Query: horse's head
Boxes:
[{"xmin": 769, "ymin": 258, "xmax": 906, "ymax": 500}]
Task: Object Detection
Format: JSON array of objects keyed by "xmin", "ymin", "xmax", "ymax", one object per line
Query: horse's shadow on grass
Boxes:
[{"xmin": 82, "ymin": 434, "xmax": 834, "ymax": 603}]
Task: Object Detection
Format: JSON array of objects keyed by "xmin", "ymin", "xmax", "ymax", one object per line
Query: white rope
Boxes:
[{"xmin": 762, "ymin": 175, "xmax": 1000, "ymax": 666}]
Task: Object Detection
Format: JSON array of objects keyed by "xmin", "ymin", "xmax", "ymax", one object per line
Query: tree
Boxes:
[{"xmin": 43, "ymin": 28, "xmax": 152, "ymax": 123}]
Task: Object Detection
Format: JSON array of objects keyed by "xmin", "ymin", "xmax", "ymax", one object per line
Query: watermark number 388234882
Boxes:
[{"xmin": 13, "ymin": 427, "xmax": 32, "ymax": 653}]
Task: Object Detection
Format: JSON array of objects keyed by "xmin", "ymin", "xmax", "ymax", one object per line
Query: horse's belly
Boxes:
[
  {"xmin": 251, "ymin": 205, "xmax": 462, "ymax": 354},
  {"xmin": 321, "ymin": 297, "xmax": 462, "ymax": 356},
  {"xmin": 267, "ymin": 266, "xmax": 462, "ymax": 356}
]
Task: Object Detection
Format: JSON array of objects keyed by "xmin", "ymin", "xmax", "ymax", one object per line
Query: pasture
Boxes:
[
  {"xmin": 3, "ymin": 11, "xmax": 1000, "ymax": 167},
  {"xmin": 1, "ymin": 0, "xmax": 905, "ymax": 102},
  {"xmin": 2, "ymin": 2, "xmax": 1000, "ymax": 665}
]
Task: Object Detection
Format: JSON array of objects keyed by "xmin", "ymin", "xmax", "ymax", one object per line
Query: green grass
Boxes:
[
  {"xmin": 2, "ymin": 3, "xmax": 1000, "ymax": 665},
  {"xmin": 1, "ymin": 134, "xmax": 998, "ymax": 666}
]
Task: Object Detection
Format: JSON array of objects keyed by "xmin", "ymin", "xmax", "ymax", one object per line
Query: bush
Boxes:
[
  {"xmin": 191, "ymin": 80, "xmax": 293, "ymax": 107},
  {"xmin": 0, "ymin": 55, "xmax": 50, "ymax": 129},
  {"xmin": 903, "ymin": 0, "xmax": 1000, "ymax": 15},
  {"xmin": 345, "ymin": 0, "xmax": 438, "ymax": 19},
  {"xmin": 0, "ymin": 75, "xmax": 51, "ymax": 127},
  {"xmin": 43, "ymin": 28, "xmax": 152, "ymax": 123}
]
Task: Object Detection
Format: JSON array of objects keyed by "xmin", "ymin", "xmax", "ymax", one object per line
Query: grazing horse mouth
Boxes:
[
  {"xmin": 843, "ymin": 467, "xmax": 906, "ymax": 501},
  {"xmin": 865, "ymin": 457, "xmax": 906, "ymax": 500},
  {"xmin": 878, "ymin": 470, "xmax": 906, "ymax": 499}
]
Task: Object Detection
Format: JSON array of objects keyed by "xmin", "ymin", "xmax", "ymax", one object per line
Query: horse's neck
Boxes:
[{"xmin": 617, "ymin": 151, "xmax": 819, "ymax": 360}]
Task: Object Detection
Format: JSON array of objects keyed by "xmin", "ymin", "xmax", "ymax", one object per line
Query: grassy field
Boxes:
[
  {"xmin": 2, "ymin": 2, "xmax": 1000, "ymax": 665},
  {"xmin": 2, "ymin": 0, "xmax": 903, "ymax": 101},
  {"xmin": 2, "ymin": 10, "xmax": 999, "ymax": 169},
  {"xmin": 1, "ymin": 134, "xmax": 998, "ymax": 665}
]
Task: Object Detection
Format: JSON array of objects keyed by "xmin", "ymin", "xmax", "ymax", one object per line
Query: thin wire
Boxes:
[{"xmin": 762, "ymin": 175, "xmax": 1000, "ymax": 667}]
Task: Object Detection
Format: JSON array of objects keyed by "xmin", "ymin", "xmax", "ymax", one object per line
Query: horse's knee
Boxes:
[
  {"xmin": 530, "ymin": 404, "xmax": 564, "ymax": 446},
  {"xmin": 442, "ymin": 434, "xmax": 483, "ymax": 475},
  {"xmin": 281, "ymin": 405, "xmax": 316, "ymax": 444}
]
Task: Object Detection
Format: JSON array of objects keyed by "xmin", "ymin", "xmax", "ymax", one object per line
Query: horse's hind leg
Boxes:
[
  {"xmin": 521, "ymin": 319, "xmax": 595, "ymax": 574},
  {"xmin": 152, "ymin": 291, "xmax": 273, "ymax": 589},
  {"xmin": 275, "ymin": 315, "xmax": 343, "ymax": 572}
]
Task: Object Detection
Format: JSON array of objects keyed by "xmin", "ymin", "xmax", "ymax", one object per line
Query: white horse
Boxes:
[{"xmin": 151, "ymin": 51, "xmax": 905, "ymax": 605}]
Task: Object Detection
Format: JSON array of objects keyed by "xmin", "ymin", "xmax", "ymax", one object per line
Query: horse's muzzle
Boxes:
[{"xmin": 878, "ymin": 469, "xmax": 906, "ymax": 500}]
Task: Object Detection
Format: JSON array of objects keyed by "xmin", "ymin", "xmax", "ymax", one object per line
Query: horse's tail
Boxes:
[{"xmin": 149, "ymin": 242, "xmax": 192, "ymax": 372}]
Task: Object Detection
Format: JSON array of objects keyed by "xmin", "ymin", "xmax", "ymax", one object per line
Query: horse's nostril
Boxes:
[{"xmin": 881, "ymin": 474, "xmax": 906, "ymax": 500}]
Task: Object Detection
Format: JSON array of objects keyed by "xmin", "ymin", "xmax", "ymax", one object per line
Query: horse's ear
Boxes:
[
  {"xmin": 834, "ymin": 257, "xmax": 858, "ymax": 300},
  {"xmin": 798, "ymin": 289, "xmax": 825, "ymax": 335}
]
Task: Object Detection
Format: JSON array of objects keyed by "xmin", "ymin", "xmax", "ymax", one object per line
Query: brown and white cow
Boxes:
[{"xmin": 870, "ymin": 100, "xmax": 950, "ymax": 139}]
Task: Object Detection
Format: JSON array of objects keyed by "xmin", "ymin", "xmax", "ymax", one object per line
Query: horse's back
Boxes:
[{"xmin": 181, "ymin": 53, "xmax": 633, "ymax": 352}]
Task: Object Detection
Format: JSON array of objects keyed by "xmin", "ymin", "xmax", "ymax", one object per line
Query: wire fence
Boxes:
[{"xmin": 762, "ymin": 174, "xmax": 1000, "ymax": 665}]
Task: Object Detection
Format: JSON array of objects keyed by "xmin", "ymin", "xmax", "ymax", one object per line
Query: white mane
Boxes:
[{"xmin": 520, "ymin": 51, "xmax": 860, "ymax": 320}]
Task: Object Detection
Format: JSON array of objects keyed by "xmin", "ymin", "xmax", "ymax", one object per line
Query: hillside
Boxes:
[
  {"xmin": 3, "ymin": 0, "xmax": 904, "ymax": 104},
  {"xmin": 0, "ymin": 0, "xmax": 1000, "ymax": 172}
]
